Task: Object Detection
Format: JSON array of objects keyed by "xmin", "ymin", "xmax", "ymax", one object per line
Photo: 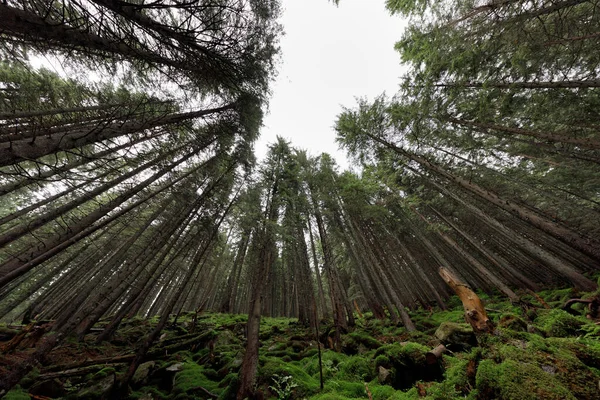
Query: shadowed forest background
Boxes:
[{"xmin": 1, "ymin": 0, "xmax": 600, "ymax": 399}]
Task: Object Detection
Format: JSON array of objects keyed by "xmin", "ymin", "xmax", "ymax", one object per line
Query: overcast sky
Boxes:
[{"xmin": 256, "ymin": 0, "xmax": 408, "ymax": 170}]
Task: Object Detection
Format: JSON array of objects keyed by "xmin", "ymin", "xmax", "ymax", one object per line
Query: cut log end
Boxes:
[{"xmin": 426, "ymin": 344, "xmax": 447, "ymax": 364}]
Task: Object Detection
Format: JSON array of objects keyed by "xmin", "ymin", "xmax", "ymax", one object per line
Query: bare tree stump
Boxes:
[{"xmin": 439, "ymin": 267, "xmax": 494, "ymax": 334}]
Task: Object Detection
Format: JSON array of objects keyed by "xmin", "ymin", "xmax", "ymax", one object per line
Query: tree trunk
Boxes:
[
  {"xmin": 438, "ymin": 267, "xmax": 495, "ymax": 334},
  {"xmin": 370, "ymin": 135, "xmax": 600, "ymax": 263},
  {"xmin": 0, "ymin": 151, "xmax": 211, "ymax": 288}
]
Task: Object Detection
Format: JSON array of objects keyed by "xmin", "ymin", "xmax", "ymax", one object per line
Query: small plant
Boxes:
[
  {"xmin": 322, "ymin": 358, "xmax": 340, "ymax": 377},
  {"xmin": 269, "ymin": 373, "xmax": 298, "ymax": 400}
]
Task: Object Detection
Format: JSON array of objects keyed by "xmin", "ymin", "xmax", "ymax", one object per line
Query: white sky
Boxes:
[{"xmin": 256, "ymin": 0, "xmax": 408, "ymax": 170}]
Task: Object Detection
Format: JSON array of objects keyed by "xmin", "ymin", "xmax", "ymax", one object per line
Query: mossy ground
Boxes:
[{"xmin": 2, "ymin": 286, "xmax": 600, "ymax": 399}]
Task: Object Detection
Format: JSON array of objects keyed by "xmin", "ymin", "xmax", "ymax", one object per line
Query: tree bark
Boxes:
[{"xmin": 438, "ymin": 267, "xmax": 495, "ymax": 334}]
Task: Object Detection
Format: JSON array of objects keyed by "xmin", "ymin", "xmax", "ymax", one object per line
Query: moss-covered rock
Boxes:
[
  {"xmin": 132, "ymin": 361, "xmax": 155, "ymax": 387},
  {"xmin": 498, "ymin": 314, "xmax": 528, "ymax": 332},
  {"xmin": 475, "ymin": 359, "xmax": 576, "ymax": 399},
  {"xmin": 536, "ymin": 309, "xmax": 586, "ymax": 337},
  {"xmin": 172, "ymin": 361, "xmax": 222, "ymax": 397},
  {"xmin": 434, "ymin": 322, "xmax": 477, "ymax": 351},
  {"xmin": 374, "ymin": 342, "xmax": 443, "ymax": 390},
  {"xmin": 74, "ymin": 373, "xmax": 116, "ymax": 400},
  {"xmin": 341, "ymin": 331, "xmax": 381, "ymax": 355},
  {"xmin": 338, "ymin": 355, "xmax": 374, "ymax": 381}
]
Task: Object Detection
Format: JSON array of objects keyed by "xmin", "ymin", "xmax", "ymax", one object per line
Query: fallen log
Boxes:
[
  {"xmin": 153, "ymin": 330, "xmax": 216, "ymax": 355},
  {"xmin": 43, "ymin": 354, "xmax": 136, "ymax": 373},
  {"xmin": 189, "ymin": 385, "xmax": 218, "ymax": 398},
  {"xmin": 425, "ymin": 344, "xmax": 448, "ymax": 365},
  {"xmin": 0, "ymin": 322, "xmax": 35, "ymax": 352},
  {"xmin": 38, "ymin": 364, "xmax": 126, "ymax": 380},
  {"xmin": 0, "ymin": 326, "xmax": 19, "ymax": 341},
  {"xmin": 42, "ymin": 331, "xmax": 215, "ymax": 373},
  {"xmin": 439, "ymin": 267, "xmax": 494, "ymax": 334}
]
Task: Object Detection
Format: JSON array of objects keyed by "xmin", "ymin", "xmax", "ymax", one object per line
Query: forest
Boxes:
[{"xmin": 0, "ymin": 0, "xmax": 599, "ymax": 399}]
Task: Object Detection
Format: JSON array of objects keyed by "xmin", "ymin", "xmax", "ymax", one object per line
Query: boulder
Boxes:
[
  {"xmin": 149, "ymin": 362, "xmax": 183, "ymax": 391},
  {"xmin": 29, "ymin": 378, "xmax": 66, "ymax": 398},
  {"xmin": 378, "ymin": 366, "xmax": 391, "ymax": 385},
  {"xmin": 166, "ymin": 362, "xmax": 184, "ymax": 372},
  {"xmin": 435, "ymin": 322, "xmax": 477, "ymax": 351},
  {"xmin": 215, "ymin": 330, "xmax": 239, "ymax": 346},
  {"xmin": 76, "ymin": 373, "xmax": 115, "ymax": 400},
  {"xmin": 131, "ymin": 361, "xmax": 156, "ymax": 387}
]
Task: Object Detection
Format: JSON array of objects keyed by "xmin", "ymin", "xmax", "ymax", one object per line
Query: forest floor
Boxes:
[{"xmin": 2, "ymin": 285, "xmax": 600, "ymax": 400}]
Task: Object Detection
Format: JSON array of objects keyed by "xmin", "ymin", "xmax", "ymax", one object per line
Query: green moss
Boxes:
[
  {"xmin": 368, "ymin": 383, "xmax": 396, "ymax": 400},
  {"xmin": 259, "ymin": 316, "xmax": 297, "ymax": 340},
  {"xmin": 374, "ymin": 342, "xmax": 429, "ymax": 368},
  {"xmin": 129, "ymin": 387, "xmax": 168, "ymax": 400},
  {"xmin": 3, "ymin": 386, "xmax": 30, "ymax": 400},
  {"xmin": 172, "ymin": 361, "xmax": 222, "ymax": 395},
  {"xmin": 439, "ymin": 356, "xmax": 469, "ymax": 394},
  {"xmin": 538, "ymin": 288, "xmax": 577, "ymax": 305},
  {"xmin": 345, "ymin": 331, "xmax": 381, "ymax": 350},
  {"xmin": 425, "ymin": 379, "xmax": 462, "ymax": 400},
  {"xmin": 93, "ymin": 367, "xmax": 116, "ymax": 380},
  {"xmin": 375, "ymin": 354, "xmax": 390, "ymax": 368},
  {"xmin": 381, "ymin": 325, "xmax": 407, "ymax": 337},
  {"xmin": 338, "ymin": 355, "xmax": 375, "ymax": 381},
  {"xmin": 498, "ymin": 314, "xmax": 528, "ymax": 332},
  {"xmin": 309, "ymin": 393, "xmax": 356, "ymax": 400},
  {"xmin": 542, "ymin": 338, "xmax": 600, "ymax": 399},
  {"xmin": 475, "ymin": 359, "xmax": 575, "ymax": 399},
  {"xmin": 192, "ymin": 347, "xmax": 211, "ymax": 362},
  {"xmin": 428, "ymin": 310, "xmax": 467, "ymax": 327},
  {"xmin": 218, "ymin": 374, "xmax": 239, "ymax": 400},
  {"xmin": 558, "ymin": 337, "xmax": 600, "ymax": 368},
  {"xmin": 300, "ymin": 348, "xmax": 319, "ymax": 359},
  {"xmin": 323, "ymin": 379, "xmax": 366, "ymax": 398},
  {"xmin": 535, "ymin": 309, "xmax": 585, "ymax": 337},
  {"xmin": 304, "ymin": 350, "xmax": 348, "ymax": 379},
  {"xmin": 18, "ymin": 368, "xmax": 40, "ymax": 389},
  {"xmin": 259, "ymin": 356, "xmax": 320, "ymax": 397}
]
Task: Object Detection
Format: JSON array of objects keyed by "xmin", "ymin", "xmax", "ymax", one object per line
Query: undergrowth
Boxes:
[{"xmin": 4, "ymin": 286, "xmax": 600, "ymax": 399}]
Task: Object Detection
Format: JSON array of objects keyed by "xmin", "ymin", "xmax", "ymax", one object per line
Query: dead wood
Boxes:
[
  {"xmin": 364, "ymin": 382, "xmax": 373, "ymax": 400},
  {"xmin": 0, "ymin": 326, "xmax": 19, "ymax": 341},
  {"xmin": 42, "ymin": 331, "xmax": 214, "ymax": 373},
  {"xmin": 155, "ymin": 331, "xmax": 215, "ymax": 355},
  {"xmin": 527, "ymin": 289, "xmax": 551, "ymax": 309},
  {"xmin": 0, "ymin": 322, "xmax": 35, "ymax": 352},
  {"xmin": 29, "ymin": 395, "xmax": 53, "ymax": 400},
  {"xmin": 43, "ymin": 354, "xmax": 136, "ymax": 373},
  {"xmin": 38, "ymin": 364, "xmax": 125, "ymax": 380},
  {"xmin": 439, "ymin": 267, "xmax": 494, "ymax": 334},
  {"xmin": 189, "ymin": 385, "xmax": 218, "ymax": 398},
  {"xmin": 426, "ymin": 344, "xmax": 448, "ymax": 365},
  {"xmin": 563, "ymin": 295, "xmax": 600, "ymax": 319}
]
